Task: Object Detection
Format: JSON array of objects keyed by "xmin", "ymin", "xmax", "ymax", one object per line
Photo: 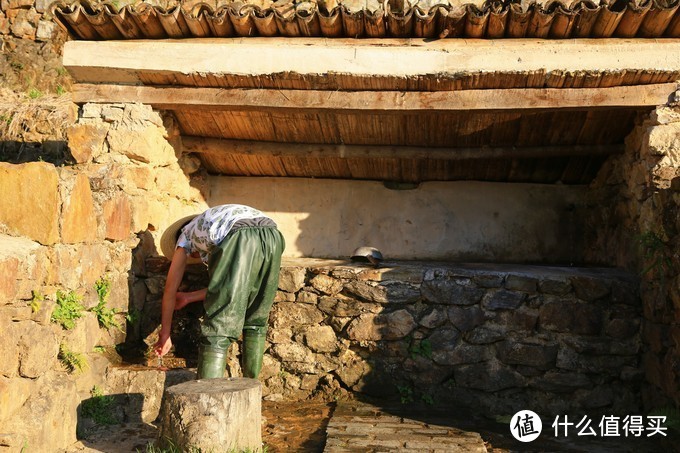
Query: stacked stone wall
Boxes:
[
  {"xmin": 0, "ymin": 103, "xmax": 207, "ymax": 451},
  {"xmin": 589, "ymin": 95, "xmax": 680, "ymax": 409},
  {"xmin": 142, "ymin": 258, "xmax": 642, "ymax": 417}
]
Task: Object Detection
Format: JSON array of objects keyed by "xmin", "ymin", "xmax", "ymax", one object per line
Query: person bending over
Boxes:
[{"xmin": 154, "ymin": 204, "xmax": 285, "ymax": 379}]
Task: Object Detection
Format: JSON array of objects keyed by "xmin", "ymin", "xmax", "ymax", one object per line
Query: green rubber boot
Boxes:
[
  {"xmin": 197, "ymin": 344, "xmax": 228, "ymax": 379},
  {"xmin": 242, "ymin": 326, "xmax": 267, "ymax": 379}
]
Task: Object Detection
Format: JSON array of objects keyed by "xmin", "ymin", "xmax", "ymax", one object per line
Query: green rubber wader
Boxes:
[
  {"xmin": 201, "ymin": 226, "xmax": 285, "ymax": 352},
  {"xmin": 242, "ymin": 326, "xmax": 267, "ymax": 378},
  {"xmin": 197, "ymin": 344, "xmax": 229, "ymax": 379}
]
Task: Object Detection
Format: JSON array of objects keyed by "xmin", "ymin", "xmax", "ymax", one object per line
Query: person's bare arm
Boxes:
[
  {"xmin": 175, "ymin": 288, "xmax": 208, "ymax": 310},
  {"xmin": 154, "ymin": 247, "xmax": 188, "ymax": 357}
]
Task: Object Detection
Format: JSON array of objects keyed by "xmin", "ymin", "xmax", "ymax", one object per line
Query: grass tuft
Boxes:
[{"xmin": 82, "ymin": 386, "xmax": 117, "ymax": 425}]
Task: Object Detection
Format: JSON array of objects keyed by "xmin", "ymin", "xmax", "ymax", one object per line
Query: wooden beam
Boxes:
[
  {"xmin": 183, "ymin": 137, "xmax": 624, "ymax": 160},
  {"xmin": 63, "ymin": 38, "xmax": 680, "ymax": 85},
  {"xmin": 74, "ymin": 83, "xmax": 677, "ymax": 112}
]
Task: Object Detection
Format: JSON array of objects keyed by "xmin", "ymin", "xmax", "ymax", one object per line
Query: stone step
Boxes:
[{"xmin": 324, "ymin": 402, "xmax": 487, "ymax": 453}]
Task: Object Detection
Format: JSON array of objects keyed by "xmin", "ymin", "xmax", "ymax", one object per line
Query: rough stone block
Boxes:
[
  {"xmin": 102, "ymin": 106, "xmax": 125, "ymax": 123},
  {"xmin": 309, "ymin": 274, "xmax": 342, "ymax": 296},
  {"xmin": 646, "ymin": 123, "xmax": 680, "ymax": 164},
  {"xmin": 0, "ymin": 162, "xmax": 59, "ymax": 245},
  {"xmin": 605, "ymin": 318, "xmax": 640, "ymax": 339},
  {"xmin": 496, "ymin": 340, "xmax": 558, "ymax": 369},
  {"xmin": 610, "ymin": 281, "xmax": 639, "ymax": 306},
  {"xmin": 278, "ymin": 267, "xmax": 306, "ymax": 293},
  {"xmin": 64, "ymin": 312, "xmax": 101, "ymax": 354},
  {"xmin": 472, "ymin": 274, "xmax": 504, "ymax": 288},
  {"xmin": 35, "ymin": 19, "xmax": 56, "ymax": 41},
  {"xmin": 421, "ymin": 279, "xmax": 485, "ymax": 305},
  {"xmin": 0, "ymin": 256, "xmax": 19, "ymax": 305},
  {"xmin": 571, "ymin": 276, "xmax": 610, "ymax": 301},
  {"xmin": 428, "ymin": 327, "xmax": 461, "ymax": 352},
  {"xmin": 66, "ymin": 123, "xmax": 109, "ymax": 163},
  {"xmin": 318, "ymin": 296, "xmax": 380, "ymax": 317},
  {"xmin": 539, "ymin": 301, "xmax": 603, "ymax": 335},
  {"xmin": 0, "ymin": 319, "xmax": 19, "ymax": 377},
  {"xmin": 454, "ymin": 362, "xmax": 525, "ymax": 392},
  {"xmin": 463, "ymin": 326, "xmax": 506, "ymax": 344},
  {"xmin": 431, "ymin": 343, "xmax": 490, "ymax": 366},
  {"xmin": 3, "ymin": 373, "xmax": 78, "ymax": 451},
  {"xmin": 17, "ymin": 322, "xmax": 59, "ymax": 378},
  {"xmin": 482, "ymin": 289, "xmax": 525, "ymax": 310},
  {"xmin": 538, "ymin": 277, "xmax": 572, "ymax": 295},
  {"xmin": 296, "ymin": 290, "xmax": 318, "ymax": 304},
  {"xmin": 271, "ymin": 342, "xmax": 315, "ymax": 364},
  {"xmin": 418, "ymin": 307, "xmax": 447, "ymax": 328},
  {"xmin": 123, "ymin": 166, "xmax": 155, "ymax": 191},
  {"xmin": 301, "ymin": 325, "xmax": 337, "ymax": 353},
  {"xmin": 9, "ymin": 9, "xmax": 38, "ymax": 39},
  {"xmin": 107, "ymin": 126, "xmax": 176, "ymax": 166},
  {"xmin": 343, "ymin": 280, "xmax": 388, "ymax": 303},
  {"xmin": 48, "ymin": 244, "xmax": 109, "ymax": 290},
  {"xmin": 60, "ymin": 172, "xmax": 97, "ymax": 243},
  {"xmin": 102, "ymin": 195, "xmax": 132, "ymax": 241},
  {"xmin": 346, "ymin": 310, "xmax": 416, "ymax": 341},
  {"xmin": 270, "ymin": 302, "xmax": 323, "ymax": 329},
  {"xmin": 447, "ymin": 306, "xmax": 484, "ymax": 332},
  {"xmin": 505, "ymin": 275, "xmax": 538, "ymax": 293},
  {"xmin": 530, "ymin": 371, "xmax": 592, "ymax": 393},
  {"xmin": 0, "ymin": 376, "xmax": 32, "ymax": 424}
]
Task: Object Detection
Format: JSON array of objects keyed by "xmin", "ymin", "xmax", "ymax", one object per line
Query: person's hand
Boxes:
[{"xmin": 154, "ymin": 331, "xmax": 172, "ymax": 357}]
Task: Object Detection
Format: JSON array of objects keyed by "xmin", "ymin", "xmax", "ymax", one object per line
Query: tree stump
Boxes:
[{"xmin": 158, "ymin": 378, "xmax": 262, "ymax": 452}]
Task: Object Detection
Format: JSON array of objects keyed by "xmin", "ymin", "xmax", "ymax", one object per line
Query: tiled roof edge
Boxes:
[{"xmin": 51, "ymin": 0, "xmax": 680, "ymax": 39}]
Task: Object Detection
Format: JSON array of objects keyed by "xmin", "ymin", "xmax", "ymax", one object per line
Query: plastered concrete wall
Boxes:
[{"xmin": 208, "ymin": 177, "xmax": 587, "ymax": 263}]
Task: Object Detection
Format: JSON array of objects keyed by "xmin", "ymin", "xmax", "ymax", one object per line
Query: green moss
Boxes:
[{"xmin": 82, "ymin": 386, "xmax": 117, "ymax": 425}]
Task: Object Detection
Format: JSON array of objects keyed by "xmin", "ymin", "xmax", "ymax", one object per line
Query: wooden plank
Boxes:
[
  {"xmin": 61, "ymin": 38, "xmax": 680, "ymax": 86},
  {"xmin": 73, "ymin": 83, "xmax": 678, "ymax": 113},
  {"xmin": 182, "ymin": 136, "xmax": 624, "ymax": 160}
]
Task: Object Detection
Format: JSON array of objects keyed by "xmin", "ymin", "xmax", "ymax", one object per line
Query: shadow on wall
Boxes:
[{"xmin": 0, "ymin": 140, "xmax": 72, "ymax": 165}]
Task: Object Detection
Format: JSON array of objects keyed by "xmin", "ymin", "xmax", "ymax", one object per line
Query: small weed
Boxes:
[
  {"xmin": 93, "ymin": 345, "xmax": 107, "ymax": 353},
  {"xmin": 82, "ymin": 386, "xmax": 117, "ymax": 425},
  {"xmin": 55, "ymin": 84, "xmax": 66, "ymax": 96},
  {"xmin": 0, "ymin": 113, "xmax": 13, "ymax": 124},
  {"xmin": 51, "ymin": 290, "xmax": 85, "ymax": 330},
  {"xmin": 10, "ymin": 61, "xmax": 23, "ymax": 71},
  {"xmin": 397, "ymin": 385, "xmax": 414, "ymax": 404},
  {"xmin": 126, "ymin": 308, "xmax": 141, "ymax": 325},
  {"xmin": 56, "ymin": 66, "xmax": 68, "ymax": 76},
  {"xmin": 29, "ymin": 290, "xmax": 44, "ymax": 313},
  {"xmin": 139, "ymin": 440, "xmax": 267, "ymax": 453},
  {"xmin": 58, "ymin": 344, "xmax": 89, "ymax": 374},
  {"xmin": 27, "ymin": 87, "xmax": 43, "ymax": 99},
  {"xmin": 420, "ymin": 393, "xmax": 434, "ymax": 405},
  {"xmin": 408, "ymin": 338, "xmax": 433, "ymax": 360},
  {"xmin": 91, "ymin": 276, "xmax": 120, "ymax": 331},
  {"xmin": 638, "ymin": 231, "xmax": 674, "ymax": 281}
]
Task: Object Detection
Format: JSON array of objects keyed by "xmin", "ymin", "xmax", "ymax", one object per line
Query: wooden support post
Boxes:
[{"xmin": 158, "ymin": 378, "xmax": 262, "ymax": 452}]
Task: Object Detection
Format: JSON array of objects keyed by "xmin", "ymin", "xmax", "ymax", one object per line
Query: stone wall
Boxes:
[
  {"xmin": 0, "ymin": 0, "xmax": 59, "ymax": 41},
  {"xmin": 0, "ymin": 103, "xmax": 207, "ymax": 451},
  {"xmin": 589, "ymin": 96, "xmax": 680, "ymax": 410},
  {"xmin": 141, "ymin": 258, "xmax": 642, "ymax": 417}
]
